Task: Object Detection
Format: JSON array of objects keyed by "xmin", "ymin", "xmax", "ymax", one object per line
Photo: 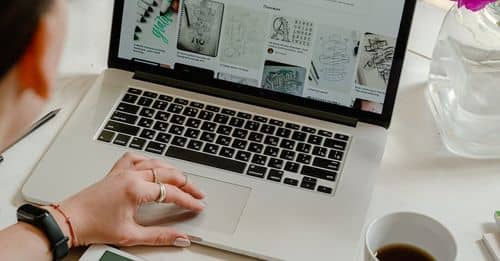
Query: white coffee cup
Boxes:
[{"xmin": 365, "ymin": 212, "xmax": 457, "ymax": 261}]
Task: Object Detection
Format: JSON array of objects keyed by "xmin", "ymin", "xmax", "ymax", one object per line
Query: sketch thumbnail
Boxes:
[
  {"xmin": 220, "ymin": 6, "xmax": 269, "ymax": 69},
  {"xmin": 356, "ymin": 33, "xmax": 396, "ymax": 91},
  {"xmin": 217, "ymin": 72, "xmax": 259, "ymax": 87},
  {"xmin": 262, "ymin": 61, "xmax": 306, "ymax": 96},
  {"xmin": 270, "ymin": 16, "xmax": 313, "ymax": 47},
  {"xmin": 177, "ymin": 0, "xmax": 224, "ymax": 57}
]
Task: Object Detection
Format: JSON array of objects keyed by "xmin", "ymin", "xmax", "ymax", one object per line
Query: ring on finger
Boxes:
[
  {"xmin": 180, "ymin": 173, "xmax": 188, "ymax": 189},
  {"xmin": 156, "ymin": 183, "xmax": 167, "ymax": 203}
]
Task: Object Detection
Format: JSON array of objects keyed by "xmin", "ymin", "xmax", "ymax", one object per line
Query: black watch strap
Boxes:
[{"xmin": 17, "ymin": 204, "xmax": 69, "ymax": 261}]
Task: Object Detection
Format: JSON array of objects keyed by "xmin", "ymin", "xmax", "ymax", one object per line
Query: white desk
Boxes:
[{"xmin": 1, "ymin": 2, "xmax": 499, "ymax": 260}]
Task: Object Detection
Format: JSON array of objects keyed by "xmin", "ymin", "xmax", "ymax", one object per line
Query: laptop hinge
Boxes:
[{"xmin": 133, "ymin": 71, "xmax": 359, "ymax": 128}]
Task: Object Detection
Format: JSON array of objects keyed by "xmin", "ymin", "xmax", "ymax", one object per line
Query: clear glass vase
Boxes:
[{"xmin": 427, "ymin": 2, "xmax": 500, "ymax": 158}]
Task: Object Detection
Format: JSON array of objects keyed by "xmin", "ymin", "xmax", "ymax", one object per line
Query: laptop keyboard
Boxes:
[{"xmin": 96, "ymin": 87, "xmax": 351, "ymax": 195}]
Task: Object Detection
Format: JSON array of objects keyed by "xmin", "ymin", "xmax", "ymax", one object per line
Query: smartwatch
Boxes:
[{"xmin": 17, "ymin": 204, "xmax": 69, "ymax": 261}]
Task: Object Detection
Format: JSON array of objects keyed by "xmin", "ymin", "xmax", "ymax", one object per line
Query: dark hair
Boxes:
[{"xmin": 0, "ymin": 0, "xmax": 53, "ymax": 79}]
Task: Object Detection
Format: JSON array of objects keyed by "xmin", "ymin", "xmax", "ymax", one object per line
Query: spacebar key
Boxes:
[{"xmin": 166, "ymin": 146, "xmax": 247, "ymax": 174}]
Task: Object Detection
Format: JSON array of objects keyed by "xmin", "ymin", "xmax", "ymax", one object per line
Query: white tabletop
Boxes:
[{"xmin": 1, "ymin": 1, "xmax": 499, "ymax": 260}]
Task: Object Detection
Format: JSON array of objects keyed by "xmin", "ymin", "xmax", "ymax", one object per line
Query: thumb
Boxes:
[{"xmin": 134, "ymin": 225, "xmax": 191, "ymax": 247}]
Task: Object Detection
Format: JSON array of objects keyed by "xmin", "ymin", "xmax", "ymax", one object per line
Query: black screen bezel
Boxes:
[{"xmin": 108, "ymin": 0, "xmax": 416, "ymax": 129}]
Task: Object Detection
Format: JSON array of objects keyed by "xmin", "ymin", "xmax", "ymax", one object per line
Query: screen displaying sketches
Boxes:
[{"xmin": 118, "ymin": 0, "xmax": 406, "ymax": 114}]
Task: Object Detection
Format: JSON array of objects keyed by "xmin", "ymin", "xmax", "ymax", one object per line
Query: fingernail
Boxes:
[
  {"xmin": 200, "ymin": 200, "xmax": 208, "ymax": 207},
  {"xmin": 174, "ymin": 237, "xmax": 191, "ymax": 247},
  {"xmin": 200, "ymin": 190, "xmax": 208, "ymax": 197}
]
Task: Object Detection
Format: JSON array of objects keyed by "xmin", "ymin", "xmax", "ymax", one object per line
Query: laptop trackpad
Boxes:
[{"xmin": 136, "ymin": 173, "xmax": 251, "ymax": 235}]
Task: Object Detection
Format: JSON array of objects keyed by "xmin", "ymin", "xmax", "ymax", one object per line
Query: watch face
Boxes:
[{"xmin": 18, "ymin": 204, "xmax": 48, "ymax": 220}]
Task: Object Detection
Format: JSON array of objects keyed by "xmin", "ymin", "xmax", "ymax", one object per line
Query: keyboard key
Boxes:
[
  {"xmin": 334, "ymin": 133, "xmax": 349, "ymax": 141},
  {"xmin": 206, "ymin": 105, "xmax": 220, "ymax": 112},
  {"xmin": 104, "ymin": 121, "xmax": 140, "ymax": 136},
  {"xmin": 216, "ymin": 135, "xmax": 232, "ymax": 146},
  {"xmin": 156, "ymin": 133, "xmax": 171, "ymax": 143},
  {"xmin": 167, "ymin": 104, "xmax": 184, "ymax": 114},
  {"xmin": 251, "ymin": 154, "xmax": 267, "ymax": 166},
  {"xmin": 301, "ymin": 166, "xmax": 337, "ymax": 182},
  {"xmin": 155, "ymin": 111, "xmax": 170, "ymax": 122},
  {"xmin": 296, "ymin": 143, "xmax": 312, "ymax": 153},
  {"xmin": 98, "ymin": 130, "xmax": 115, "ymax": 143},
  {"xmin": 308, "ymin": 135, "xmax": 323, "ymax": 145},
  {"xmin": 168, "ymin": 125, "xmax": 184, "ymax": 135},
  {"xmin": 300, "ymin": 178, "xmax": 316, "ymax": 190},
  {"xmin": 232, "ymin": 139, "xmax": 247, "ymax": 150},
  {"xmin": 280, "ymin": 139, "xmax": 295, "ymax": 150},
  {"xmin": 201, "ymin": 122, "xmax": 216, "ymax": 132},
  {"xmin": 247, "ymin": 165, "xmax": 267, "ymax": 178},
  {"xmin": 198, "ymin": 110, "xmax": 214, "ymax": 121},
  {"xmin": 138, "ymin": 97, "xmax": 153, "ymax": 107},
  {"xmin": 264, "ymin": 136, "xmax": 279, "ymax": 146},
  {"xmin": 145, "ymin": 141, "xmax": 166, "ymax": 154},
  {"xmin": 318, "ymin": 186, "xmax": 333, "ymax": 194},
  {"xmin": 216, "ymin": 125, "xmax": 233, "ymax": 136},
  {"xmin": 152, "ymin": 100, "xmax": 168, "ymax": 110},
  {"xmin": 284, "ymin": 178, "xmax": 299, "ymax": 186},
  {"xmin": 297, "ymin": 154, "xmax": 312, "ymax": 164},
  {"xmin": 130, "ymin": 137, "xmax": 147, "ymax": 150},
  {"xmin": 122, "ymin": 93, "xmax": 138, "ymax": 104},
  {"xmin": 312, "ymin": 146, "xmax": 327, "ymax": 157},
  {"xmin": 171, "ymin": 136, "xmax": 188, "ymax": 147},
  {"xmin": 280, "ymin": 150, "xmax": 295, "ymax": 161},
  {"xmin": 174, "ymin": 98, "xmax": 189, "ymax": 105},
  {"xmin": 244, "ymin": 121, "xmax": 260, "ymax": 131},
  {"xmin": 253, "ymin": 116, "xmax": 268, "ymax": 123},
  {"xmin": 233, "ymin": 150, "xmax": 251, "ymax": 162},
  {"xmin": 313, "ymin": 157, "xmax": 340, "ymax": 171},
  {"xmin": 186, "ymin": 118, "xmax": 201, "ymax": 128},
  {"xmin": 237, "ymin": 112, "xmax": 252, "ymax": 119},
  {"xmin": 140, "ymin": 129, "xmax": 156, "ymax": 140},
  {"xmin": 260, "ymin": 124, "xmax": 276, "ymax": 135},
  {"xmin": 301, "ymin": 126, "xmax": 316, "ymax": 134},
  {"xmin": 248, "ymin": 143, "xmax": 264, "ymax": 154},
  {"xmin": 159, "ymin": 94, "xmax": 173, "ymax": 102},
  {"xmin": 111, "ymin": 111, "xmax": 138, "ymax": 125},
  {"xmin": 153, "ymin": 121, "xmax": 169, "ymax": 132},
  {"xmin": 318, "ymin": 130, "xmax": 333, "ymax": 137},
  {"xmin": 184, "ymin": 128, "xmax": 200, "ymax": 139},
  {"xmin": 190, "ymin": 101, "xmax": 204, "ymax": 109},
  {"xmin": 285, "ymin": 123, "xmax": 300, "ymax": 130},
  {"xmin": 128, "ymin": 88, "xmax": 142, "ymax": 95},
  {"xmin": 292, "ymin": 131, "xmax": 307, "ymax": 142},
  {"xmin": 113, "ymin": 134, "xmax": 131, "ymax": 146},
  {"xmin": 183, "ymin": 107, "xmax": 199, "ymax": 117},
  {"xmin": 170, "ymin": 115, "xmax": 186, "ymax": 125},
  {"xmin": 232, "ymin": 128, "xmax": 248, "ymax": 139},
  {"xmin": 329, "ymin": 150, "xmax": 344, "ymax": 161},
  {"xmin": 201, "ymin": 132, "xmax": 216, "ymax": 142},
  {"xmin": 221, "ymin": 108, "xmax": 236, "ymax": 116},
  {"xmin": 166, "ymin": 146, "xmax": 246, "ymax": 173},
  {"xmin": 229, "ymin": 117, "xmax": 245, "ymax": 128},
  {"xmin": 264, "ymin": 146, "xmax": 279, "ymax": 157},
  {"xmin": 117, "ymin": 103, "xmax": 140, "ymax": 114},
  {"xmin": 284, "ymin": 162, "xmax": 300, "ymax": 173},
  {"xmin": 214, "ymin": 114, "xmax": 229, "ymax": 124},
  {"xmin": 276, "ymin": 128, "xmax": 291, "ymax": 138},
  {"xmin": 267, "ymin": 169, "xmax": 284, "ymax": 182},
  {"xmin": 268, "ymin": 158, "xmax": 284, "ymax": 169},
  {"xmin": 219, "ymin": 147, "xmax": 236, "ymax": 158},
  {"xmin": 324, "ymin": 139, "xmax": 347, "ymax": 151},
  {"xmin": 138, "ymin": 118, "xmax": 154, "ymax": 128},
  {"xmin": 248, "ymin": 132, "xmax": 264, "ymax": 143},
  {"xmin": 139, "ymin": 108, "xmax": 155, "ymax": 118},
  {"xmin": 269, "ymin": 119, "xmax": 284, "ymax": 127},
  {"xmin": 143, "ymin": 91, "xmax": 158, "ymax": 99},
  {"xmin": 203, "ymin": 144, "xmax": 220, "ymax": 155},
  {"xmin": 187, "ymin": 140, "xmax": 203, "ymax": 151}
]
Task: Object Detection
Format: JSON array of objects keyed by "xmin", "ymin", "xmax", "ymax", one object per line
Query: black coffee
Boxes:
[{"xmin": 375, "ymin": 243, "xmax": 436, "ymax": 261}]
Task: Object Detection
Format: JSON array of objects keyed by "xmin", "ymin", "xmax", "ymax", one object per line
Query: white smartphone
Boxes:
[{"xmin": 79, "ymin": 245, "xmax": 146, "ymax": 261}]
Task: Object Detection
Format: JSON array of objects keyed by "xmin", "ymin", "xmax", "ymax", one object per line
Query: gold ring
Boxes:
[{"xmin": 156, "ymin": 183, "xmax": 167, "ymax": 203}]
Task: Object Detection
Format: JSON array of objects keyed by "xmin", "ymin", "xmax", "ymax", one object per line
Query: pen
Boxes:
[{"xmin": 0, "ymin": 108, "xmax": 61, "ymax": 159}]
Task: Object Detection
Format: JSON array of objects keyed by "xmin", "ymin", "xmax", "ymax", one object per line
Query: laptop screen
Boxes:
[{"xmin": 117, "ymin": 0, "xmax": 407, "ymax": 115}]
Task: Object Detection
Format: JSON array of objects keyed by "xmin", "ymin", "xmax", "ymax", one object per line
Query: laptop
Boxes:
[{"xmin": 22, "ymin": 0, "xmax": 416, "ymax": 260}]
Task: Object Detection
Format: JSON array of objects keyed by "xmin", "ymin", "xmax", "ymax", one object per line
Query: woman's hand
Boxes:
[{"xmin": 54, "ymin": 152, "xmax": 205, "ymax": 248}]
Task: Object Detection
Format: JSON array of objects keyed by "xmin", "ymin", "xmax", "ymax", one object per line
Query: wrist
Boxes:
[{"xmin": 41, "ymin": 206, "xmax": 73, "ymax": 248}]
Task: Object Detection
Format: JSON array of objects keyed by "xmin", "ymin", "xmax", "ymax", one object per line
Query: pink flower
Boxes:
[{"xmin": 453, "ymin": 0, "xmax": 497, "ymax": 11}]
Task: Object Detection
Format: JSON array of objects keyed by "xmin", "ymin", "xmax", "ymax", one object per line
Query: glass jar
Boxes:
[{"xmin": 428, "ymin": 2, "xmax": 500, "ymax": 158}]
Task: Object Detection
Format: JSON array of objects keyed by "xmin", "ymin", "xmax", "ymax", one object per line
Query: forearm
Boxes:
[{"xmin": 0, "ymin": 206, "xmax": 72, "ymax": 261}]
